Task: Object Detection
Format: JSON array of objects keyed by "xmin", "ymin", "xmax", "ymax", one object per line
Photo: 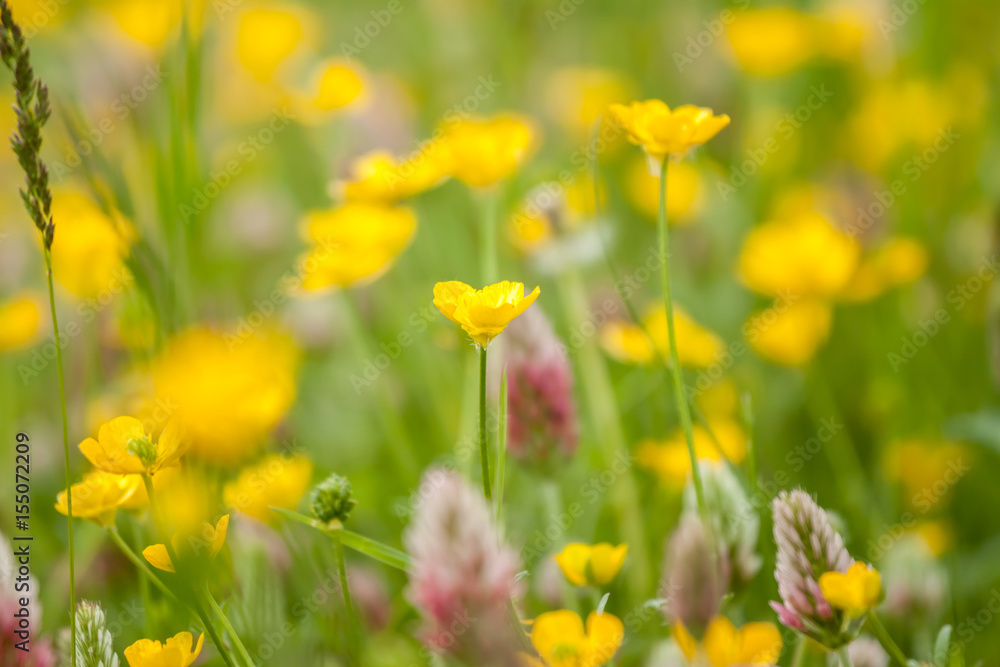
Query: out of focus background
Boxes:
[{"xmin": 2, "ymin": 0, "xmax": 1000, "ymax": 664}]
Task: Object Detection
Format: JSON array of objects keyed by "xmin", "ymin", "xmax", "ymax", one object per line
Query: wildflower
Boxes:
[
  {"xmin": 525, "ymin": 609, "xmax": 624, "ymax": 666},
  {"xmin": 143, "ymin": 515, "xmax": 230, "ymax": 574},
  {"xmin": 107, "ymin": 0, "xmax": 182, "ymax": 49},
  {"xmin": 310, "ymin": 473, "xmax": 357, "ymax": 524},
  {"xmin": 0, "ymin": 293, "xmax": 41, "ymax": 352},
  {"xmin": 123, "ymin": 632, "xmax": 204, "ymax": 667},
  {"xmin": 637, "ymin": 420, "xmax": 746, "ymax": 488},
  {"xmin": 237, "ymin": 7, "xmax": 308, "ymax": 82},
  {"xmin": 224, "ymin": 454, "xmax": 313, "ymax": 525},
  {"xmin": 609, "ymin": 100, "xmax": 729, "ymax": 163},
  {"xmin": 437, "ymin": 114, "xmax": 536, "ymax": 187},
  {"xmin": 726, "ymin": 8, "xmax": 817, "ymax": 76},
  {"xmin": 55, "ymin": 471, "xmax": 141, "ymax": 528},
  {"xmin": 298, "ymin": 202, "xmax": 417, "ymax": 291},
  {"xmin": 818, "ymin": 562, "xmax": 882, "ymax": 618},
  {"xmin": 662, "ymin": 516, "xmax": 728, "ymax": 637},
  {"xmin": 554, "ymin": 543, "xmax": 628, "ymax": 587},
  {"xmin": 78, "ymin": 417, "xmax": 187, "ymax": 476},
  {"xmin": 496, "ymin": 307, "xmax": 578, "ymax": 466},
  {"xmin": 433, "ymin": 280, "xmax": 541, "ymax": 347},
  {"xmin": 48, "ymin": 192, "xmax": 131, "ymax": 300},
  {"xmin": 309, "ymin": 58, "xmax": 365, "ymax": 111},
  {"xmin": 152, "ymin": 328, "xmax": 298, "ymax": 466},
  {"xmin": 839, "ymin": 238, "xmax": 929, "ymax": 302},
  {"xmin": 882, "ymin": 440, "xmax": 968, "ymax": 509},
  {"xmin": 335, "ymin": 149, "xmax": 447, "ymax": 202},
  {"xmin": 746, "ymin": 299, "xmax": 832, "ymax": 366},
  {"xmin": 771, "ymin": 489, "xmax": 862, "ymax": 648},
  {"xmin": 68, "ymin": 600, "xmax": 119, "ymax": 667},
  {"xmin": 674, "ymin": 615, "xmax": 782, "ymax": 666},
  {"xmin": 543, "ymin": 67, "xmax": 634, "ymax": 138},
  {"xmin": 404, "ymin": 469, "xmax": 522, "ymax": 662},
  {"xmin": 600, "ymin": 305, "xmax": 724, "ymax": 368},
  {"xmin": 624, "ymin": 156, "xmax": 703, "ymax": 223}
]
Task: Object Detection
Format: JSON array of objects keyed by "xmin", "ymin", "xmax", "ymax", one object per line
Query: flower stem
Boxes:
[
  {"xmin": 656, "ymin": 155, "xmax": 707, "ymax": 518},
  {"xmin": 866, "ymin": 610, "xmax": 910, "ymax": 666},
  {"xmin": 201, "ymin": 584, "xmax": 256, "ymax": 667},
  {"xmin": 194, "ymin": 594, "xmax": 240, "ymax": 667},
  {"xmin": 837, "ymin": 646, "xmax": 855, "ymax": 667},
  {"xmin": 44, "ymin": 248, "xmax": 76, "ymax": 666},
  {"xmin": 789, "ymin": 635, "xmax": 807, "ymax": 667},
  {"xmin": 107, "ymin": 527, "xmax": 177, "ymax": 601},
  {"xmin": 479, "ymin": 345, "xmax": 492, "ymax": 501},
  {"xmin": 332, "ymin": 531, "xmax": 362, "ymax": 660},
  {"xmin": 479, "ymin": 188, "xmax": 499, "ymax": 284}
]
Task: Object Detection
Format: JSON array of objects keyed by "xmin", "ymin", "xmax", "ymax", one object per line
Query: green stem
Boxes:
[
  {"xmin": 866, "ymin": 610, "xmax": 910, "ymax": 666},
  {"xmin": 656, "ymin": 155, "xmax": 707, "ymax": 518},
  {"xmin": 194, "ymin": 594, "xmax": 240, "ymax": 667},
  {"xmin": 479, "ymin": 188, "xmax": 499, "ymax": 284},
  {"xmin": 332, "ymin": 532, "xmax": 362, "ymax": 660},
  {"xmin": 201, "ymin": 584, "xmax": 256, "ymax": 667},
  {"xmin": 837, "ymin": 646, "xmax": 855, "ymax": 667},
  {"xmin": 789, "ymin": 635, "xmax": 807, "ymax": 667},
  {"xmin": 741, "ymin": 392, "xmax": 758, "ymax": 499},
  {"xmin": 44, "ymin": 249, "xmax": 76, "ymax": 667},
  {"xmin": 107, "ymin": 527, "xmax": 177, "ymax": 601},
  {"xmin": 479, "ymin": 345, "xmax": 492, "ymax": 501}
]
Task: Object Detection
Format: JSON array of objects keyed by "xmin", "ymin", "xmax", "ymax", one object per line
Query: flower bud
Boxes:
[{"xmin": 310, "ymin": 473, "xmax": 356, "ymax": 524}]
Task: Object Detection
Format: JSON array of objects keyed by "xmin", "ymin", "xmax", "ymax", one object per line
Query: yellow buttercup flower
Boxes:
[
  {"xmin": 600, "ymin": 305, "xmax": 723, "ymax": 368},
  {"xmin": 336, "ymin": 149, "xmax": 447, "ymax": 202},
  {"xmin": 152, "ymin": 328, "xmax": 298, "ymax": 466},
  {"xmin": 675, "ymin": 616, "xmax": 782, "ymax": 666},
  {"xmin": 310, "ymin": 59, "xmax": 366, "ymax": 112},
  {"xmin": 0, "ymin": 293, "xmax": 41, "ymax": 352},
  {"xmin": 726, "ymin": 8, "xmax": 817, "ymax": 76},
  {"xmin": 124, "ymin": 631, "xmax": 204, "ymax": 667},
  {"xmin": 49, "ymin": 192, "xmax": 132, "ymax": 300},
  {"xmin": 224, "ymin": 454, "xmax": 313, "ymax": 524},
  {"xmin": 624, "ymin": 156, "xmax": 703, "ymax": 223},
  {"xmin": 637, "ymin": 420, "xmax": 746, "ymax": 488},
  {"xmin": 143, "ymin": 515, "xmax": 230, "ymax": 574},
  {"xmin": 237, "ymin": 7, "xmax": 308, "ymax": 82},
  {"xmin": 528, "ymin": 610, "xmax": 624, "ymax": 667},
  {"xmin": 437, "ymin": 114, "xmax": 536, "ymax": 187},
  {"xmin": 839, "ymin": 237, "xmax": 929, "ymax": 303},
  {"xmin": 79, "ymin": 416, "xmax": 187, "ymax": 476},
  {"xmin": 738, "ymin": 213, "xmax": 859, "ymax": 298},
  {"xmin": 746, "ymin": 299, "xmax": 832, "ymax": 366},
  {"xmin": 433, "ymin": 280, "xmax": 541, "ymax": 347},
  {"xmin": 298, "ymin": 202, "xmax": 417, "ymax": 291},
  {"xmin": 107, "ymin": 0, "xmax": 183, "ymax": 49},
  {"xmin": 555, "ymin": 543, "xmax": 628, "ymax": 587},
  {"xmin": 55, "ymin": 470, "xmax": 141, "ymax": 528},
  {"xmin": 609, "ymin": 100, "xmax": 729, "ymax": 161},
  {"xmin": 818, "ymin": 562, "xmax": 882, "ymax": 618}
]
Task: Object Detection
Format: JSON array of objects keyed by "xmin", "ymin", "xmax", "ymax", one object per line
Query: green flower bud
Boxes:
[
  {"xmin": 126, "ymin": 436, "xmax": 157, "ymax": 467},
  {"xmin": 310, "ymin": 473, "xmax": 356, "ymax": 524}
]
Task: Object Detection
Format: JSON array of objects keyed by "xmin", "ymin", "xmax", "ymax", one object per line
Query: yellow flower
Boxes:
[
  {"xmin": 152, "ymin": 328, "xmax": 298, "ymax": 466},
  {"xmin": 554, "ymin": 543, "xmax": 628, "ymax": 587},
  {"xmin": 543, "ymin": 67, "xmax": 634, "ymax": 138},
  {"xmin": 107, "ymin": 0, "xmax": 183, "ymax": 49},
  {"xmin": 675, "ymin": 616, "xmax": 782, "ymax": 666},
  {"xmin": 882, "ymin": 440, "xmax": 968, "ymax": 509},
  {"xmin": 529, "ymin": 610, "xmax": 624, "ymax": 667},
  {"xmin": 124, "ymin": 631, "xmax": 204, "ymax": 667},
  {"xmin": 624, "ymin": 156, "xmax": 703, "ymax": 223},
  {"xmin": 55, "ymin": 470, "xmax": 141, "ymax": 528},
  {"xmin": 79, "ymin": 416, "xmax": 187, "ymax": 476},
  {"xmin": 726, "ymin": 8, "xmax": 817, "ymax": 76},
  {"xmin": 0, "ymin": 293, "xmax": 41, "ymax": 352},
  {"xmin": 839, "ymin": 237, "xmax": 928, "ymax": 303},
  {"xmin": 637, "ymin": 420, "xmax": 746, "ymax": 488},
  {"xmin": 738, "ymin": 213, "xmax": 859, "ymax": 298},
  {"xmin": 433, "ymin": 280, "xmax": 541, "ymax": 347},
  {"xmin": 746, "ymin": 298, "xmax": 832, "ymax": 366},
  {"xmin": 310, "ymin": 59, "xmax": 366, "ymax": 112},
  {"xmin": 237, "ymin": 7, "xmax": 308, "ymax": 82},
  {"xmin": 48, "ymin": 192, "xmax": 131, "ymax": 300},
  {"xmin": 143, "ymin": 515, "xmax": 230, "ymax": 574},
  {"xmin": 224, "ymin": 454, "xmax": 313, "ymax": 524},
  {"xmin": 609, "ymin": 100, "xmax": 729, "ymax": 161},
  {"xmin": 298, "ymin": 202, "xmax": 417, "ymax": 291},
  {"xmin": 336, "ymin": 149, "xmax": 447, "ymax": 202},
  {"xmin": 600, "ymin": 305, "xmax": 723, "ymax": 368},
  {"xmin": 437, "ymin": 114, "xmax": 536, "ymax": 187},
  {"xmin": 818, "ymin": 562, "xmax": 882, "ymax": 618}
]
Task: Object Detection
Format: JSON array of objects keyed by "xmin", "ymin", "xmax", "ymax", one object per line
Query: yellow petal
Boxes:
[
  {"xmin": 588, "ymin": 544, "xmax": 627, "ymax": 585},
  {"xmin": 554, "ymin": 543, "xmax": 591, "ymax": 586},
  {"xmin": 704, "ymin": 616, "xmax": 740, "ymax": 667},
  {"xmin": 433, "ymin": 281, "xmax": 473, "ymax": 323},
  {"xmin": 737, "ymin": 622, "xmax": 783, "ymax": 665},
  {"xmin": 531, "ymin": 610, "xmax": 587, "ymax": 664},
  {"xmin": 673, "ymin": 622, "xmax": 697, "ymax": 661},
  {"xmin": 142, "ymin": 544, "xmax": 175, "ymax": 573},
  {"xmin": 584, "ymin": 611, "xmax": 624, "ymax": 666}
]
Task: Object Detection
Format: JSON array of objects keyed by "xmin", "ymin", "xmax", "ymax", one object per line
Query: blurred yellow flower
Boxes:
[
  {"xmin": 143, "ymin": 514, "xmax": 230, "ymax": 573},
  {"xmin": 726, "ymin": 8, "xmax": 817, "ymax": 76},
  {"xmin": 675, "ymin": 615, "xmax": 782, "ymax": 666},
  {"xmin": 882, "ymin": 440, "xmax": 969, "ymax": 509},
  {"xmin": 298, "ymin": 202, "xmax": 417, "ymax": 291},
  {"xmin": 839, "ymin": 237, "xmax": 929, "ymax": 302},
  {"xmin": 124, "ymin": 631, "xmax": 204, "ymax": 667},
  {"xmin": 152, "ymin": 328, "xmax": 298, "ymax": 466},
  {"xmin": 55, "ymin": 470, "xmax": 140, "ymax": 528},
  {"xmin": 528, "ymin": 610, "xmax": 623, "ymax": 667},
  {"xmin": 237, "ymin": 7, "xmax": 307, "ymax": 82},
  {"xmin": 79, "ymin": 416, "xmax": 187, "ymax": 476},
  {"xmin": 609, "ymin": 100, "xmax": 729, "ymax": 161},
  {"xmin": 437, "ymin": 114, "xmax": 536, "ymax": 187},
  {"xmin": 108, "ymin": 0, "xmax": 183, "ymax": 49},
  {"xmin": 224, "ymin": 454, "xmax": 313, "ymax": 524},
  {"xmin": 637, "ymin": 420, "xmax": 746, "ymax": 488},
  {"xmin": 818, "ymin": 562, "xmax": 881, "ymax": 618},
  {"xmin": 310, "ymin": 59, "xmax": 366, "ymax": 112},
  {"xmin": 0, "ymin": 293, "xmax": 41, "ymax": 352},
  {"xmin": 738, "ymin": 213, "xmax": 859, "ymax": 298},
  {"xmin": 913, "ymin": 520, "xmax": 954, "ymax": 556},
  {"xmin": 433, "ymin": 280, "xmax": 540, "ymax": 347},
  {"xmin": 544, "ymin": 67, "xmax": 634, "ymax": 138},
  {"xmin": 624, "ymin": 156, "xmax": 703, "ymax": 223},
  {"xmin": 336, "ymin": 149, "xmax": 447, "ymax": 202},
  {"xmin": 746, "ymin": 299, "xmax": 832, "ymax": 366},
  {"xmin": 600, "ymin": 305, "xmax": 723, "ymax": 369},
  {"xmin": 554, "ymin": 543, "xmax": 627, "ymax": 587},
  {"xmin": 49, "ymin": 192, "xmax": 131, "ymax": 300}
]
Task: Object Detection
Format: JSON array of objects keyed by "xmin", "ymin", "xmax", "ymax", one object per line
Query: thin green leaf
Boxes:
[
  {"xmin": 933, "ymin": 625, "xmax": 952, "ymax": 667},
  {"xmin": 271, "ymin": 507, "xmax": 412, "ymax": 572}
]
